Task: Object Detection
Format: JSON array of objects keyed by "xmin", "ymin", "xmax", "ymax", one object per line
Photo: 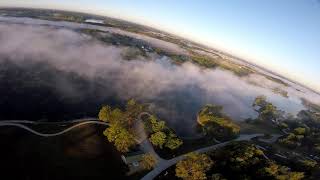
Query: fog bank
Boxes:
[{"xmin": 0, "ymin": 23, "xmax": 315, "ymax": 135}]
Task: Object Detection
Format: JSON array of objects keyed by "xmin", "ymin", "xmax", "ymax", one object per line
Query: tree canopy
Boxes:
[
  {"xmin": 145, "ymin": 115, "xmax": 183, "ymax": 150},
  {"xmin": 98, "ymin": 105, "xmax": 111, "ymax": 122},
  {"xmin": 103, "ymin": 122, "xmax": 136, "ymax": 153},
  {"xmin": 208, "ymin": 142, "xmax": 304, "ymax": 180},
  {"xmin": 165, "ymin": 131, "xmax": 183, "ymax": 150},
  {"xmin": 252, "ymin": 95, "xmax": 280, "ymax": 122},
  {"xmin": 140, "ymin": 153, "xmax": 157, "ymax": 170},
  {"xmin": 259, "ymin": 162, "xmax": 304, "ymax": 180},
  {"xmin": 293, "ymin": 127, "xmax": 306, "ymax": 135},
  {"xmin": 197, "ymin": 104, "xmax": 240, "ymax": 140},
  {"xmin": 149, "ymin": 131, "xmax": 167, "ymax": 149},
  {"xmin": 176, "ymin": 152, "xmax": 213, "ymax": 180},
  {"xmin": 99, "ymin": 99, "xmax": 146, "ymax": 152},
  {"xmin": 149, "ymin": 115, "xmax": 166, "ymax": 133}
]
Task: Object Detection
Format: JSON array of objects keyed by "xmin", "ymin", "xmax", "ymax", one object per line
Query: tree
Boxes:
[
  {"xmin": 145, "ymin": 115, "xmax": 183, "ymax": 150},
  {"xmin": 101, "ymin": 99, "xmax": 145, "ymax": 152},
  {"xmin": 211, "ymin": 142, "xmax": 265, "ymax": 177},
  {"xmin": 293, "ymin": 127, "xmax": 306, "ymax": 135},
  {"xmin": 98, "ymin": 105, "xmax": 111, "ymax": 122},
  {"xmin": 279, "ymin": 133, "xmax": 302, "ymax": 148},
  {"xmin": 260, "ymin": 103, "xmax": 277, "ymax": 121},
  {"xmin": 252, "ymin": 95, "xmax": 268, "ymax": 110},
  {"xmin": 261, "ymin": 162, "xmax": 280, "ymax": 177},
  {"xmin": 125, "ymin": 98, "xmax": 145, "ymax": 119},
  {"xmin": 149, "ymin": 115, "xmax": 166, "ymax": 133},
  {"xmin": 165, "ymin": 131, "xmax": 183, "ymax": 150},
  {"xmin": 198, "ymin": 104, "xmax": 240, "ymax": 140},
  {"xmin": 98, "ymin": 105, "xmax": 124, "ymax": 124},
  {"xmin": 299, "ymin": 160, "xmax": 317, "ymax": 171},
  {"xmin": 279, "ymin": 122, "xmax": 288, "ymax": 129},
  {"xmin": 252, "ymin": 96, "xmax": 279, "ymax": 122},
  {"xmin": 103, "ymin": 123, "xmax": 136, "ymax": 153},
  {"xmin": 176, "ymin": 152, "xmax": 213, "ymax": 180},
  {"xmin": 141, "ymin": 153, "xmax": 157, "ymax": 170},
  {"xmin": 276, "ymin": 171, "xmax": 304, "ymax": 180},
  {"xmin": 149, "ymin": 131, "xmax": 167, "ymax": 148},
  {"xmin": 259, "ymin": 162, "xmax": 304, "ymax": 180},
  {"xmin": 211, "ymin": 142, "xmax": 305, "ymax": 180},
  {"xmin": 197, "ymin": 105, "xmax": 223, "ymax": 126}
]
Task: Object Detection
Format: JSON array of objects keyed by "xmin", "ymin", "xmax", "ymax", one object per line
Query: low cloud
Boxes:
[{"xmin": 0, "ymin": 23, "xmax": 315, "ymax": 135}]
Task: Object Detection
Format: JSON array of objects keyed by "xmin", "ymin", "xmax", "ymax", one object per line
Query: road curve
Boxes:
[
  {"xmin": 0, "ymin": 116, "xmax": 264, "ymax": 180},
  {"xmin": 141, "ymin": 134, "xmax": 263, "ymax": 180},
  {"xmin": 0, "ymin": 121, "xmax": 109, "ymax": 137},
  {"xmin": 0, "ymin": 118, "xmax": 99, "ymax": 124}
]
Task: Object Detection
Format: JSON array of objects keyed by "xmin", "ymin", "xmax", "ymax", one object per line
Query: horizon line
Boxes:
[{"xmin": 1, "ymin": 6, "xmax": 319, "ymax": 94}]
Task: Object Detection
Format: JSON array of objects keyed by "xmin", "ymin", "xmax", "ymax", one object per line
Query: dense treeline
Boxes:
[
  {"xmin": 197, "ymin": 104, "xmax": 240, "ymax": 141},
  {"xmin": 98, "ymin": 99, "xmax": 182, "ymax": 152},
  {"xmin": 174, "ymin": 142, "xmax": 305, "ymax": 180}
]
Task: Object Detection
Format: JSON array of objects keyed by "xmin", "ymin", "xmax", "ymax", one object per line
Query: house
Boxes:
[
  {"xmin": 121, "ymin": 151, "xmax": 146, "ymax": 175},
  {"xmin": 84, "ymin": 19, "xmax": 105, "ymax": 25}
]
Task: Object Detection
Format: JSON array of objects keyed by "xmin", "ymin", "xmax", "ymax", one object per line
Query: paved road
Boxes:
[
  {"xmin": 0, "ymin": 116, "xmax": 264, "ymax": 180},
  {"xmin": 0, "ymin": 120, "xmax": 109, "ymax": 137},
  {"xmin": 258, "ymin": 134, "xmax": 282, "ymax": 143},
  {"xmin": 141, "ymin": 134, "xmax": 263, "ymax": 180},
  {"xmin": 0, "ymin": 118, "xmax": 99, "ymax": 124}
]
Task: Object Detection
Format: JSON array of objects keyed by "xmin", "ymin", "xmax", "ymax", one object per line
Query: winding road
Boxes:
[
  {"xmin": 0, "ymin": 118, "xmax": 99, "ymax": 124},
  {"xmin": 0, "ymin": 119, "xmax": 108, "ymax": 137},
  {"xmin": 141, "ymin": 133, "xmax": 263, "ymax": 180},
  {"xmin": 0, "ymin": 115, "xmax": 266, "ymax": 180}
]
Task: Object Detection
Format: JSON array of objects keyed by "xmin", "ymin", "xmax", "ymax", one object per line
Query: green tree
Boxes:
[
  {"xmin": 252, "ymin": 96, "xmax": 279, "ymax": 122},
  {"xmin": 252, "ymin": 95, "xmax": 268, "ymax": 110},
  {"xmin": 165, "ymin": 131, "xmax": 183, "ymax": 150},
  {"xmin": 260, "ymin": 103, "xmax": 277, "ymax": 121},
  {"xmin": 98, "ymin": 105, "xmax": 124, "ymax": 124},
  {"xmin": 259, "ymin": 162, "xmax": 304, "ymax": 180},
  {"xmin": 198, "ymin": 104, "xmax": 240, "ymax": 140},
  {"xmin": 279, "ymin": 122, "xmax": 288, "ymax": 129},
  {"xmin": 299, "ymin": 160, "xmax": 317, "ymax": 171},
  {"xmin": 101, "ymin": 99, "xmax": 145, "ymax": 152},
  {"xmin": 108, "ymin": 108, "xmax": 125, "ymax": 124},
  {"xmin": 276, "ymin": 172, "xmax": 304, "ymax": 180},
  {"xmin": 149, "ymin": 115, "xmax": 166, "ymax": 133},
  {"xmin": 293, "ymin": 127, "xmax": 306, "ymax": 135},
  {"xmin": 98, "ymin": 105, "xmax": 111, "ymax": 122},
  {"xmin": 125, "ymin": 98, "xmax": 145, "ymax": 119},
  {"xmin": 279, "ymin": 133, "xmax": 302, "ymax": 148},
  {"xmin": 144, "ymin": 114, "xmax": 183, "ymax": 150},
  {"xmin": 176, "ymin": 152, "xmax": 213, "ymax": 180},
  {"xmin": 103, "ymin": 123, "xmax": 136, "ymax": 153},
  {"xmin": 140, "ymin": 153, "xmax": 157, "ymax": 170},
  {"xmin": 197, "ymin": 105, "xmax": 223, "ymax": 126},
  {"xmin": 149, "ymin": 131, "xmax": 167, "ymax": 148}
]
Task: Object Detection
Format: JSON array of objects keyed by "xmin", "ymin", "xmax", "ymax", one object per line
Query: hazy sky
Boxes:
[{"xmin": 1, "ymin": 0, "xmax": 320, "ymax": 91}]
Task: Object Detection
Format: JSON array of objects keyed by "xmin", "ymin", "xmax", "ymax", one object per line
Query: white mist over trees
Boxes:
[{"xmin": 0, "ymin": 23, "xmax": 316, "ymax": 135}]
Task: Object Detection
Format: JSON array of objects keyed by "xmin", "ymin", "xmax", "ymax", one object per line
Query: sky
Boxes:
[{"xmin": 1, "ymin": 0, "xmax": 320, "ymax": 92}]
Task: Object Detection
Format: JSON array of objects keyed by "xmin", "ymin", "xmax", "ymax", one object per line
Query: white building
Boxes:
[{"xmin": 84, "ymin": 19, "xmax": 105, "ymax": 24}]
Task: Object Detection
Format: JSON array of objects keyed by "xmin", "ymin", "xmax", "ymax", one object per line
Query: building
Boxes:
[
  {"xmin": 84, "ymin": 19, "xmax": 105, "ymax": 25},
  {"xmin": 121, "ymin": 151, "xmax": 146, "ymax": 175}
]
